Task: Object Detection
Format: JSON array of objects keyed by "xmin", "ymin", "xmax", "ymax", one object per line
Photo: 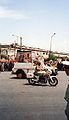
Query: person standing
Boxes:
[{"xmin": 64, "ymin": 84, "xmax": 69, "ymax": 120}]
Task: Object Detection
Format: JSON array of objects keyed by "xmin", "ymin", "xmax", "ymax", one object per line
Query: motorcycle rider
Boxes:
[
  {"xmin": 34, "ymin": 60, "xmax": 49, "ymax": 76},
  {"xmin": 42, "ymin": 59, "xmax": 52, "ymax": 75}
]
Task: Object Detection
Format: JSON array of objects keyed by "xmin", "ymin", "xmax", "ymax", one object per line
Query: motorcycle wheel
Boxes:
[
  {"xmin": 28, "ymin": 78, "xmax": 36, "ymax": 85},
  {"xmin": 48, "ymin": 77, "xmax": 58, "ymax": 86}
]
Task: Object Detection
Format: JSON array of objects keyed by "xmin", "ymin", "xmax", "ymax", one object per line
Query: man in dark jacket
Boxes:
[
  {"xmin": 64, "ymin": 84, "xmax": 69, "ymax": 120},
  {"xmin": 65, "ymin": 102, "xmax": 69, "ymax": 120}
]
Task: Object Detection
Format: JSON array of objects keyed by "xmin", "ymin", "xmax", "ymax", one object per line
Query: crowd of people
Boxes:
[{"xmin": 0, "ymin": 62, "xmax": 14, "ymax": 72}]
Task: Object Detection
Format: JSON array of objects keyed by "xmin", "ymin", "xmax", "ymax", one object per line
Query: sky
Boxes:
[{"xmin": 0, "ymin": 0, "xmax": 69, "ymax": 53}]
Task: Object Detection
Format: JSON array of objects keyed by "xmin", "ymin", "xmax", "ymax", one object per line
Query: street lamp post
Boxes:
[
  {"xmin": 12, "ymin": 34, "xmax": 23, "ymax": 47},
  {"xmin": 12, "ymin": 34, "xmax": 19, "ymax": 45},
  {"xmin": 49, "ymin": 33, "xmax": 56, "ymax": 58},
  {"xmin": 12, "ymin": 34, "xmax": 19, "ymax": 59},
  {"xmin": 50, "ymin": 33, "xmax": 56, "ymax": 52}
]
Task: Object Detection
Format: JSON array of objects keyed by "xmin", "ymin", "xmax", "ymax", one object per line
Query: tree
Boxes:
[{"xmin": 49, "ymin": 54, "xmax": 57, "ymax": 61}]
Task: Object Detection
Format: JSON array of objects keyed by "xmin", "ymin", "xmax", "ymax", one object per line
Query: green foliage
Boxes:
[{"xmin": 49, "ymin": 54, "xmax": 57, "ymax": 61}]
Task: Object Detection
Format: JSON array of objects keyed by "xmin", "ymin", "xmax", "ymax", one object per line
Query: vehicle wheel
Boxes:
[
  {"xmin": 55, "ymin": 69, "xmax": 58, "ymax": 75},
  {"xmin": 48, "ymin": 77, "xmax": 58, "ymax": 86},
  {"xmin": 28, "ymin": 78, "xmax": 36, "ymax": 85},
  {"xmin": 17, "ymin": 72, "xmax": 23, "ymax": 79},
  {"xmin": 16, "ymin": 70, "xmax": 26, "ymax": 79}
]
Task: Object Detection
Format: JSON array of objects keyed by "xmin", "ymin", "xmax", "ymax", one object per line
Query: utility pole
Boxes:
[
  {"xmin": 49, "ymin": 33, "xmax": 56, "ymax": 58},
  {"xmin": 20, "ymin": 37, "xmax": 22, "ymax": 51}
]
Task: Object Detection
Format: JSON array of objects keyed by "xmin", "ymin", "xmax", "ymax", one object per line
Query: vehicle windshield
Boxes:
[{"xmin": 15, "ymin": 50, "xmax": 32, "ymax": 63}]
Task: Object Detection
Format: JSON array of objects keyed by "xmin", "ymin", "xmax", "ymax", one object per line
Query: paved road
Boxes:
[{"xmin": 0, "ymin": 71, "xmax": 69, "ymax": 120}]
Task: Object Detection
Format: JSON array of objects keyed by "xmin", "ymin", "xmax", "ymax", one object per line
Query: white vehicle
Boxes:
[
  {"xmin": 62, "ymin": 61, "xmax": 69, "ymax": 76},
  {"xmin": 12, "ymin": 50, "xmax": 36, "ymax": 78},
  {"xmin": 12, "ymin": 62, "xmax": 35, "ymax": 79}
]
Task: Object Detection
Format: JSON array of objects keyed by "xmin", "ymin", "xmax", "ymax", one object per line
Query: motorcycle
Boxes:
[{"xmin": 26, "ymin": 72, "xmax": 58, "ymax": 86}]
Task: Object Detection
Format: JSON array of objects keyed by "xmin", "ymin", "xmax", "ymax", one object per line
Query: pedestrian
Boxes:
[
  {"xmin": 0, "ymin": 62, "xmax": 2, "ymax": 71},
  {"xmin": 64, "ymin": 84, "xmax": 69, "ymax": 120}
]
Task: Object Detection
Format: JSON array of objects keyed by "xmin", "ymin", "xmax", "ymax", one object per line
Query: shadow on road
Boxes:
[
  {"xmin": 10, "ymin": 77, "xmax": 24, "ymax": 80},
  {"xmin": 10, "ymin": 77, "xmax": 57, "ymax": 87},
  {"xmin": 24, "ymin": 83, "xmax": 51, "ymax": 87}
]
